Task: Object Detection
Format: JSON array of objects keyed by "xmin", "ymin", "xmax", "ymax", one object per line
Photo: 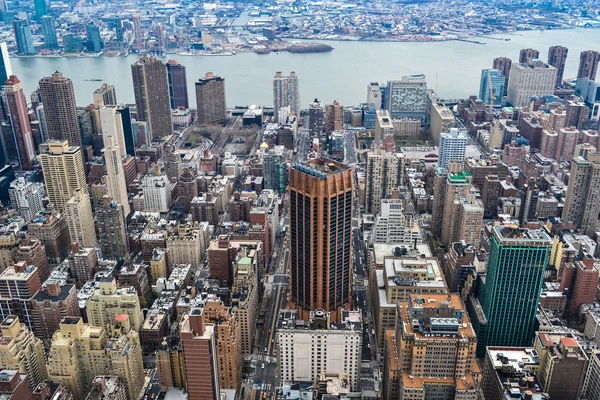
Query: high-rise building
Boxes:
[
  {"xmin": 0, "ymin": 315, "xmax": 48, "ymax": 390},
  {"xmin": 578, "ymin": 50, "xmax": 600, "ymax": 80},
  {"xmin": 582, "ymin": 351, "xmax": 600, "ymax": 400},
  {"xmin": 324, "ymin": 100, "xmax": 343, "ymax": 133},
  {"xmin": 30, "ymin": 279, "xmax": 79, "ymax": 341},
  {"xmin": 195, "ymin": 72, "xmax": 226, "ymax": 125},
  {"xmin": 263, "ymin": 146, "xmax": 287, "ymax": 193},
  {"xmin": 507, "ymin": 60, "xmax": 558, "ymax": 107},
  {"xmin": 372, "ymin": 199, "xmax": 423, "ymax": 245},
  {"xmin": 167, "ymin": 60, "xmax": 189, "ymax": 109},
  {"xmin": 40, "ymin": 16, "xmax": 58, "ymax": 50},
  {"xmin": 86, "ymin": 23, "xmax": 102, "ymax": 53},
  {"xmin": 548, "ymin": 45, "xmax": 568, "ymax": 87},
  {"xmin": 33, "ymin": 0, "xmax": 47, "ymax": 20},
  {"xmin": 64, "ymin": 188, "xmax": 97, "ymax": 248},
  {"xmin": 93, "ymin": 83, "xmax": 117, "ymax": 107},
  {"xmin": 230, "ymin": 244, "xmax": 260, "ymax": 354},
  {"xmin": 102, "ymin": 135, "xmax": 130, "ymax": 216},
  {"xmin": 67, "ymin": 243, "xmax": 98, "ymax": 287},
  {"xmin": 0, "ymin": 42, "xmax": 13, "ymax": 84},
  {"xmin": 479, "ymin": 69, "xmax": 505, "ymax": 107},
  {"xmin": 28, "ymin": 209, "xmax": 71, "ymax": 264},
  {"xmin": 364, "ymin": 150, "xmax": 404, "ymax": 214},
  {"xmin": 2, "ymin": 75, "xmax": 36, "ymax": 169},
  {"xmin": 177, "ymin": 167, "xmax": 197, "ymax": 212},
  {"xmin": 141, "ymin": 165, "xmax": 172, "ymax": 212},
  {"xmin": 96, "ymin": 195, "xmax": 129, "ymax": 260},
  {"xmin": 12, "ymin": 19, "xmax": 35, "ymax": 55},
  {"xmin": 179, "ymin": 309, "xmax": 220, "ymax": 400},
  {"xmin": 560, "ymin": 256, "xmax": 600, "ymax": 315},
  {"xmin": 166, "ymin": 223, "xmax": 205, "ymax": 269},
  {"xmin": 562, "ymin": 152, "xmax": 600, "ymax": 236},
  {"xmin": 39, "ymin": 140, "xmax": 86, "ymax": 211},
  {"xmin": 85, "ymin": 278, "xmax": 142, "ymax": 332},
  {"xmin": 482, "ymin": 347, "xmax": 543, "ymax": 400},
  {"xmin": 383, "ymin": 294, "xmax": 479, "ymax": 400},
  {"xmin": 38, "ymin": 72, "xmax": 81, "ymax": 147},
  {"xmin": 454, "ymin": 190, "xmax": 484, "ymax": 249},
  {"xmin": 519, "ymin": 48, "xmax": 540, "ymax": 63},
  {"xmin": 273, "ymin": 71, "xmax": 300, "ymax": 120},
  {"xmin": 493, "ymin": 57, "xmax": 512, "ymax": 96},
  {"xmin": 386, "ymin": 75, "xmax": 427, "ymax": 123},
  {"xmin": 0, "ymin": 263, "xmax": 42, "ymax": 332},
  {"xmin": 279, "ymin": 310, "xmax": 362, "ymax": 390},
  {"xmin": 289, "ymin": 159, "xmax": 353, "ymax": 321},
  {"xmin": 9, "ymin": 177, "xmax": 43, "ymax": 221},
  {"xmin": 438, "ymin": 128, "xmax": 467, "ymax": 169},
  {"xmin": 470, "ymin": 225, "xmax": 552, "ymax": 357},
  {"xmin": 15, "ymin": 236, "xmax": 50, "ymax": 283},
  {"xmin": 131, "ymin": 55, "xmax": 173, "ymax": 139},
  {"xmin": 308, "ymin": 99, "xmax": 324, "ymax": 137}
]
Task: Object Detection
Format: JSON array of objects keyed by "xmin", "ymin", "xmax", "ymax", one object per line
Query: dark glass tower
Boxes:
[{"xmin": 166, "ymin": 59, "xmax": 189, "ymax": 109}]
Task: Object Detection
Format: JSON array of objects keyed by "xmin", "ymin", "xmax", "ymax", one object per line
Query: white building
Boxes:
[
  {"xmin": 65, "ymin": 188, "xmax": 97, "ymax": 248},
  {"xmin": 366, "ymin": 82, "xmax": 382, "ymax": 111},
  {"xmin": 9, "ymin": 177, "xmax": 44, "ymax": 221},
  {"xmin": 507, "ymin": 60, "xmax": 558, "ymax": 107},
  {"xmin": 277, "ymin": 309, "xmax": 362, "ymax": 391},
  {"xmin": 102, "ymin": 136, "xmax": 130, "ymax": 216},
  {"xmin": 386, "ymin": 75, "xmax": 427, "ymax": 123},
  {"xmin": 372, "ymin": 199, "xmax": 422, "ymax": 245},
  {"xmin": 438, "ymin": 128, "xmax": 467, "ymax": 169},
  {"xmin": 374, "ymin": 110, "xmax": 394, "ymax": 140},
  {"xmin": 364, "ymin": 150, "xmax": 404, "ymax": 214},
  {"xmin": 141, "ymin": 165, "xmax": 172, "ymax": 212},
  {"xmin": 273, "ymin": 71, "xmax": 300, "ymax": 120},
  {"xmin": 582, "ymin": 350, "xmax": 600, "ymax": 400},
  {"xmin": 100, "ymin": 105, "xmax": 127, "ymax": 156}
]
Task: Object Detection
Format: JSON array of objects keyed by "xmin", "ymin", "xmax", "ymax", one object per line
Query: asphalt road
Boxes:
[{"xmin": 345, "ymin": 130, "xmax": 356, "ymax": 164}]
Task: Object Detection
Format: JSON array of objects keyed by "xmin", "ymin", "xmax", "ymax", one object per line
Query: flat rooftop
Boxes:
[
  {"xmin": 493, "ymin": 225, "xmax": 552, "ymax": 245},
  {"xmin": 292, "ymin": 158, "xmax": 351, "ymax": 178}
]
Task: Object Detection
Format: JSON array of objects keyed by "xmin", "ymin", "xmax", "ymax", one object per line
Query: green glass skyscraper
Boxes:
[
  {"xmin": 470, "ymin": 225, "xmax": 551, "ymax": 357},
  {"xmin": 34, "ymin": 0, "xmax": 47, "ymax": 21}
]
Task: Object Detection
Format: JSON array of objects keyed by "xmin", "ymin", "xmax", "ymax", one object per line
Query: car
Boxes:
[
  {"xmin": 264, "ymin": 347, "xmax": 267, "ymax": 353},
  {"xmin": 262, "ymin": 363, "xmax": 265, "ymax": 369}
]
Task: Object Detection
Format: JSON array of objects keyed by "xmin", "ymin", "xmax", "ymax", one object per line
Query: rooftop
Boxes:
[{"xmin": 292, "ymin": 158, "xmax": 351, "ymax": 178}]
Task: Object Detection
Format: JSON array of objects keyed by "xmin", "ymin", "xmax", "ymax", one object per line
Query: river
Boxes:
[{"xmin": 9, "ymin": 28, "xmax": 600, "ymax": 108}]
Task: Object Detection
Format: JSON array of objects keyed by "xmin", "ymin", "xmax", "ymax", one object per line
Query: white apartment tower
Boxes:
[
  {"xmin": 365, "ymin": 150, "xmax": 405, "ymax": 214},
  {"xmin": 141, "ymin": 165, "xmax": 172, "ymax": 212},
  {"xmin": 65, "ymin": 188, "xmax": 97, "ymax": 248},
  {"xmin": 273, "ymin": 71, "xmax": 300, "ymax": 121},
  {"xmin": 102, "ymin": 136, "xmax": 130, "ymax": 216},
  {"xmin": 438, "ymin": 128, "xmax": 467, "ymax": 169},
  {"xmin": 9, "ymin": 177, "xmax": 44, "ymax": 221},
  {"xmin": 507, "ymin": 60, "xmax": 558, "ymax": 107},
  {"xmin": 100, "ymin": 105, "xmax": 127, "ymax": 155}
]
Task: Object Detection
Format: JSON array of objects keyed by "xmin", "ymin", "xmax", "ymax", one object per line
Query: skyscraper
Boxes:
[
  {"xmin": 519, "ymin": 48, "xmax": 540, "ymax": 63},
  {"xmin": 263, "ymin": 146, "xmax": 287, "ymax": 193},
  {"xmin": 33, "ymin": 0, "xmax": 47, "ymax": 20},
  {"xmin": 96, "ymin": 195, "xmax": 129, "ymax": 259},
  {"xmin": 507, "ymin": 60, "xmax": 558, "ymax": 107},
  {"xmin": 479, "ymin": 69, "xmax": 505, "ymax": 107},
  {"xmin": 493, "ymin": 57, "xmax": 511, "ymax": 96},
  {"xmin": 40, "ymin": 16, "xmax": 58, "ymax": 50},
  {"xmin": 438, "ymin": 128, "xmax": 467, "ymax": 169},
  {"xmin": 2, "ymin": 75, "xmax": 36, "ymax": 169},
  {"xmin": 86, "ymin": 23, "xmax": 102, "ymax": 53},
  {"xmin": 364, "ymin": 150, "xmax": 404, "ymax": 214},
  {"xmin": 386, "ymin": 75, "xmax": 427, "ymax": 123},
  {"xmin": 9, "ymin": 177, "xmax": 43, "ymax": 221},
  {"xmin": 12, "ymin": 19, "xmax": 35, "ymax": 55},
  {"xmin": 195, "ymin": 72, "xmax": 226, "ymax": 125},
  {"xmin": 273, "ymin": 71, "xmax": 300, "ymax": 120},
  {"xmin": 548, "ymin": 45, "xmax": 568, "ymax": 87},
  {"xmin": 289, "ymin": 159, "xmax": 353, "ymax": 322},
  {"xmin": 100, "ymin": 106, "xmax": 126, "ymax": 159},
  {"xmin": 0, "ymin": 42, "xmax": 12, "ymax": 84},
  {"xmin": 131, "ymin": 55, "xmax": 173, "ymax": 139},
  {"xmin": 308, "ymin": 99, "xmax": 324, "ymax": 137},
  {"xmin": 93, "ymin": 83, "xmax": 117, "ymax": 107},
  {"xmin": 562, "ymin": 151, "xmax": 600, "ymax": 236},
  {"xmin": 65, "ymin": 188, "xmax": 97, "ymax": 248},
  {"xmin": 167, "ymin": 59, "xmax": 189, "ymax": 109},
  {"xmin": 324, "ymin": 100, "xmax": 343, "ymax": 133},
  {"xmin": 39, "ymin": 140, "xmax": 86, "ymax": 210},
  {"xmin": 38, "ymin": 72, "xmax": 81, "ymax": 147},
  {"xmin": 102, "ymin": 135, "xmax": 130, "ymax": 216},
  {"xmin": 578, "ymin": 50, "xmax": 600, "ymax": 80},
  {"xmin": 471, "ymin": 225, "xmax": 552, "ymax": 357}
]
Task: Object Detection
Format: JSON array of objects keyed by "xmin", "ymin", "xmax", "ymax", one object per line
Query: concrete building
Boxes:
[
  {"xmin": 0, "ymin": 263, "xmax": 42, "ymax": 332},
  {"xmin": 38, "ymin": 72, "xmax": 81, "ymax": 147},
  {"xmin": 2, "ymin": 75, "xmax": 36, "ymax": 169},
  {"xmin": 65, "ymin": 188, "xmax": 97, "ymax": 248},
  {"xmin": 28, "ymin": 209, "xmax": 71, "ymax": 264},
  {"xmin": 131, "ymin": 55, "xmax": 173, "ymax": 139},
  {"xmin": 149, "ymin": 248, "xmax": 168, "ymax": 284},
  {"xmin": 582, "ymin": 350, "xmax": 600, "ymax": 400},
  {"xmin": 308, "ymin": 99, "xmax": 324, "ymax": 137},
  {"xmin": 231, "ymin": 245, "xmax": 259, "ymax": 355},
  {"xmin": 85, "ymin": 278, "xmax": 142, "ymax": 332},
  {"xmin": 195, "ymin": 72, "xmax": 226, "ymax": 125},
  {"xmin": 289, "ymin": 159, "xmax": 353, "ymax": 322},
  {"xmin": 548, "ymin": 45, "xmax": 568, "ymax": 87},
  {"xmin": 562, "ymin": 152, "xmax": 600, "ymax": 236},
  {"xmin": 454, "ymin": 191, "xmax": 484, "ymax": 249},
  {"xmin": 364, "ymin": 150, "xmax": 404, "ymax": 214},
  {"xmin": 429, "ymin": 103, "xmax": 455, "ymax": 143},
  {"xmin": 438, "ymin": 128, "xmax": 467, "ymax": 169},
  {"xmin": 493, "ymin": 57, "xmax": 512, "ymax": 96},
  {"xmin": 559, "ymin": 256, "xmax": 599, "ymax": 315},
  {"xmin": 86, "ymin": 376, "xmax": 127, "ymax": 400},
  {"xmin": 96, "ymin": 195, "xmax": 129, "ymax": 260},
  {"xmin": 67, "ymin": 243, "xmax": 97, "ymax": 287},
  {"xmin": 519, "ymin": 48, "xmax": 540, "ymax": 63},
  {"xmin": 30, "ymin": 279, "xmax": 78, "ymax": 341},
  {"xmin": 324, "ymin": 101, "xmax": 343, "ymax": 134},
  {"xmin": 0, "ymin": 315, "xmax": 48, "ymax": 390},
  {"xmin": 39, "ymin": 140, "xmax": 86, "ymax": 211},
  {"xmin": 578, "ymin": 50, "xmax": 600, "ymax": 80},
  {"xmin": 374, "ymin": 110, "xmax": 394, "ymax": 140},
  {"xmin": 372, "ymin": 199, "xmax": 422, "ymax": 245},
  {"xmin": 14, "ymin": 236, "xmax": 50, "ymax": 283},
  {"xmin": 507, "ymin": 60, "xmax": 558, "ymax": 107},
  {"xmin": 167, "ymin": 59, "xmax": 189, "ymax": 109},
  {"xmin": 383, "ymin": 294, "xmax": 479, "ymax": 400},
  {"xmin": 102, "ymin": 136, "xmax": 130, "ymax": 217},
  {"xmin": 277, "ymin": 309, "xmax": 362, "ymax": 391},
  {"xmin": 273, "ymin": 71, "xmax": 300, "ymax": 120},
  {"xmin": 92, "ymin": 83, "xmax": 117, "ymax": 107},
  {"xmin": 444, "ymin": 241, "xmax": 476, "ymax": 293},
  {"xmin": 8, "ymin": 178, "xmax": 43, "ymax": 222},
  {"xmin": 141, "ymin": 165, "xmax": 172, "ymax": 212},
  {"xmin": 386, "ymin": 75, "xmax": 427, "ymax": 123},
  {"xmin": 166, "ymin": 223, "xmax": 205, "ymax": 269}
]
